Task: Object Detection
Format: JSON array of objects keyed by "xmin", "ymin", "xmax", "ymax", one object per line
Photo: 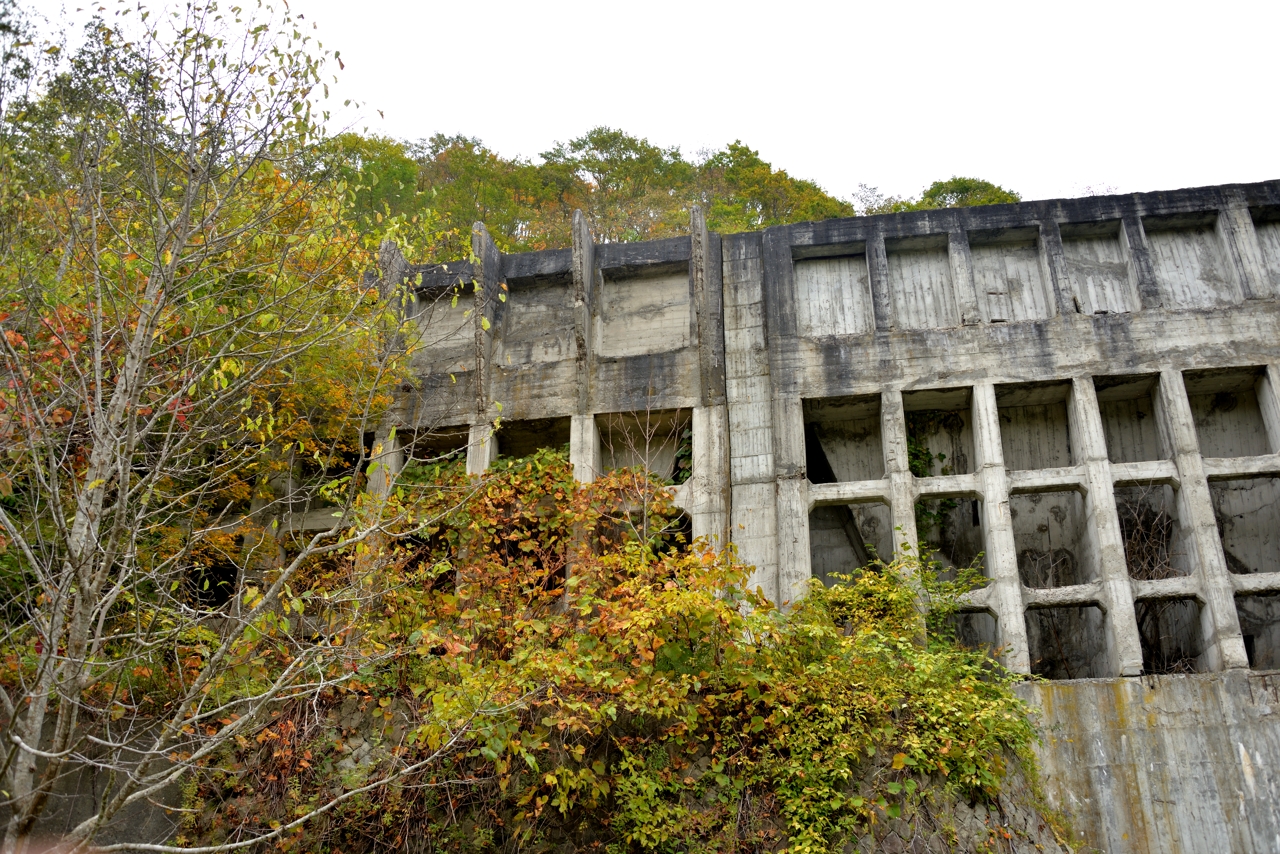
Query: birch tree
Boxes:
[{"xmin": 0, "ymin": 3, "xmax": 470, "ymax": 850}]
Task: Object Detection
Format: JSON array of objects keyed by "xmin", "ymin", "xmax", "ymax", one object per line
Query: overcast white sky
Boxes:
[{"xmin": 35, "ymin": 0, "xmax": 1280, "ymax": 203}]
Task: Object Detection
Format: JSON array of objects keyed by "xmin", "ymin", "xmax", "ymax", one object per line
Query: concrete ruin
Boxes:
[{"xmin": 382, "ymin": 180, "xmax": 1280, "ymax": 853}]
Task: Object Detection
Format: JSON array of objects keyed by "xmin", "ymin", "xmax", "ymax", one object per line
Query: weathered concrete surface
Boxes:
[
  {"xmin": 394, "ymin": 181, "xmax": 1280, "ymax": 852},
  {"xmin": 1018, "ymin": 671, "xmax": 1280, "ymax": 854}
]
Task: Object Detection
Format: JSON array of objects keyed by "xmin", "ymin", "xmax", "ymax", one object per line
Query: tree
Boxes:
[
  {"xmin": 0, "ymin": 4, "xmax": 462, "ymax": 850},
  {"xmin": 857, "ymin": 176, "xmax": 1021, "ymax": 214}
]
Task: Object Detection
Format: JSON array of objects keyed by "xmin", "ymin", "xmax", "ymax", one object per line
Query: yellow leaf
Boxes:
[{"xmin": 891, "ymin": 752, "xmax": 907, "ymax": 770}]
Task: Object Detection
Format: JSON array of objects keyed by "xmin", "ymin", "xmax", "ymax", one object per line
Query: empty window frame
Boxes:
[
  {"xmin": 1011, "ymin": 489, "xmax": 1095, "ymax": 588},
  {"xmin": 1026, "ymin": 604, "xmax": 1109, "ymax": 679},
  {"xmin": 1116, "ymin": 483, "xmax": 1193, "ymax": 579},
  {"xmin": 809, "ymin": 501, "xmax": 894, "ymax": 584},
  {"xmin": 1184, "ymin": 367, "xmax": 1271, "ymax": 459},
  {"xmin": 1135, "ymin": 596, "xmax": 1205, "ymax": 674},
  {"xmin": 597, "ymin": 409, "xmax": 692, "ymax": 483},
  {"xmin": 1211, "ymin": 476, "xmax": 1280, "ymax": 575},
  {"xmin": 903, "ymin": 387, "xmax": 983, "ymax": 571},
  {"xmin": 1094, "ymin": 374, "xmax": 1166, "ymax": 463},
  {"xmin": 996, "ymin": 381, "xmax": 1074, "ymax": 470},
  {"xmin": 1237, "ymin": 593, "xmax": 1280, "ymax": 670},
  {"xmin": 804, "ymin": 395, "xmax": 884, "ymax": 483}
]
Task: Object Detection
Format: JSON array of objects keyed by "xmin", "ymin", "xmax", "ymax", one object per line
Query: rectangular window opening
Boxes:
[
  {"xmin": 1012, "ymin": 489, "xmax": 1094, "ymax": 587},
  {"xmin": 1094, "ymin": 374, "xmax": 1166, "ymax": 463},
  {"xmin": 597, "ymin": 409, "xmax": 692, "ymax": 483},
  {"xmin": 496, "ymin": 416, "xmax": 572, "ymax": 460},
  {"xmin": 1135, "ymin": 596, "xmax": 1205, "ymax": 674},
  {"xmin": 996, "ymin": 381, "xmax": 1074, "ymax": 470},
  {"xmin": 1116, "ymin": 483, "xmax": 1192, "ymax": 579},
  {"xmin": 1027, "ymin": 604, "xmax": 1109, "ymax": 679},
  {"xmin": 1237, "ymin": 593, "xmax": 1280, "ymax": 670},
  {"xmin": 1184, "ymin": 367, "xmax": 1270, "ymax": 458},
  {"xmin": 809, "ymin": 501, "xmax": 893, "ymax": 585},
  {"xmin": 804, "ymin": 395, "xmax": 884, "ymax": 483},
  {"xmin": 903, "ymin": 387, "xmax": 981, "ymax": 572},
  {"xmin": 946, "ymin": 609, "xmax": 998, "ymax": 656},
  {"xmin": 1211, "ymin": 475, "xmax": 1280, "ymax": 575}
]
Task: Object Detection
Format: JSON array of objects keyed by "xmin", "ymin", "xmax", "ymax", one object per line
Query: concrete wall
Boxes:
[
  {"xmin": 392, "ymin": 180, "xmax": 1280, "ymax": 852},
  {"xmin": 1019, "ymin": 671, "xmax": 1280, "ymax": 854}
]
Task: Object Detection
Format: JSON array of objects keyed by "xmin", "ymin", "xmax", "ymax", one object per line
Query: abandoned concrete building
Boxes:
[{"xmin": 378, "ymin": 180, "xmax": 1280, "ymax": 853}]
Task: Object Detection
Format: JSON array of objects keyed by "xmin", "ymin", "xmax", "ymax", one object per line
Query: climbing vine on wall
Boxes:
[{"xmin": 906, "ymin": 410, "xmax": 965, "ymax": 532}]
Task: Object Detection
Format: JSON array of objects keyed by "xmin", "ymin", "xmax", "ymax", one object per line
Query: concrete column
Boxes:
[
  {"xmin": 367, "ymin": 429, "xmax": 405, "ymax": 500},
  {"xmin": 1257, "ymin": 364, "xmax": 1280, "ymax": 455},
  {"xmin": 471, "ymin": 223, "xmax": 501, "ymax": 421},
  {"xmin": 948, "ymin": 231, "xmax": 982, "ymax": 325},
  {"xmin": 466, "ymin": 422, "xmax": 497, "ymax": 477},
  {"xmin": 569, "ymin": 414, "xmax": 601, "ymax": 484},
  {"xmin": 1155, "ymin": 369, "xmax": 1248, "ymax": 670},
  {"xmin": 880, "ymin": 390, "xmax": 918, "ymax": 554},
  {"xmin": 1069, "ymin": 377, "xmax": 1144, "ymax": 675},
  {"xmin": 1038, "ymin": 220, "xmax": 1078, "ymax": 317},
  {"xmin": 691, "ymin": 206, "xmax": 728, "ymax": 407},
  {"xmin": 1216, "ymin": 195, "xmax": 1270, "ymax": 300},
  {"xmin": 722, "ymin": 233, "xmax": 779, "ymax": 603},
  {"xmin": 571, "ymin": 211, "xmax": 596, "ymax": 413},
  {"xmin": 970, "ymin": 382, "xmax": 1031, "ymax": 674},
  {"xmin": 1119, "ymin": 215, "xmax": 1161, "ymax": 309},
  {"xmin": 688, "ymin": 404, "xmax": 732, "ymax": 549},
  {"xmin": 774, "ymin": 395, "xmax": 811, "ymax": 606},
  {"xmin": 867, "ymin": 231, "xmax": 894, "ymax": 331}
]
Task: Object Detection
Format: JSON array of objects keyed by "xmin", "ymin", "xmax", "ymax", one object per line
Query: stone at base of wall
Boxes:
[
  {"xmin": 1018, "ymin": 670, "xmax": 1280, "ymax": 854},
  {"xmin": 844, "ymin": 763, "xmax": 1077, "ymax": 854}
]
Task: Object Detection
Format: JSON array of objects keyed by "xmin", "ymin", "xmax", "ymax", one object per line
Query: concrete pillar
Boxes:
[
  {"xmin": 466, "ymin": 422, "xmax": 497, "ymax": 477},
  {"xmin": 774, "ymin": 396, "xmax": 811, "ymax": 606},
  {"xmin": 1038, "ymin": 220, "xmax": 1078, "ymax": 317},
  {"xmin": 880, "ymin": 389, "xmax": 918, "ymax": 555},
  {"xmin": 867, "ymin": 231, "xmax": 894, "ymax": 331},
  {"xmin": 367, "ymin": 429, "xmax": 405, "ymax": 500},
  {"xmin": 1155, "ymin": 369, "xmax": 1248, "ymax": 670},
  {"xmin": 948, "ymin": 231, "xmax": 981, "ymax": 326},
  {"xmin": 471, "ymin": 223, "xmax": 501, "ymax": 421},
  {"xmin": 1069, "ymin": 377, "xmax": 1144, "ymax": 675},
  {"xmin": 1119, "ymin": 215, "xmax": 1161, "ymax": 309},
  {"xmin": 1216, "ymin": 194, "xmax": 1270, "ymax": 300},
  {"xmin": 691, "ymin": 206, "xmax": 728, "ymax": 407},
  {"xmin": 1257, "ymin": 364, "xmax": 1280, "ymax": 455},
  {"xmin": 569, "ymin": 414, "xmax": 601, "ymax": 484},
  {"xmin": 722, "ymin": 233, "xmax": 779, "ymax": 603},
  {"xmin": 970, "ymin": 382, "xmax": 1031, "ymax": 674},
  {"xmin": 571, "ymin": 210, "xmax": 596, "ymax": 413},
  {"xmin": 688, "ymin": 404, "xmax": 732, "ymax": 549}
]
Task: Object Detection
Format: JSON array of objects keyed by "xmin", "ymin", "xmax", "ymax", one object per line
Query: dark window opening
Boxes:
[
  {"xmin": 1237, "ymin": 593, "xmax": 1280, "ymax": 671},
  {"xmin": 1136, "ymin": 596, "xmax": 1204, "ymax": 674},
  {"xmin": 1027, "ymin": 604, "xmax": 1108, "ymax": 679}
]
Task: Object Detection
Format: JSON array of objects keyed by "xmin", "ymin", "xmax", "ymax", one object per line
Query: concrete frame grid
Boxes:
[
  {"xmin": 380, "ymin": 180, "xmax": 1280, "ymax": 850},
  {"xmin": 798, "ymin": 364, "xmax": 1280, "ymax": 676},
  {"xmin": 383, "ymin": 178, "xmax": 1280, "ymax": 682}
]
